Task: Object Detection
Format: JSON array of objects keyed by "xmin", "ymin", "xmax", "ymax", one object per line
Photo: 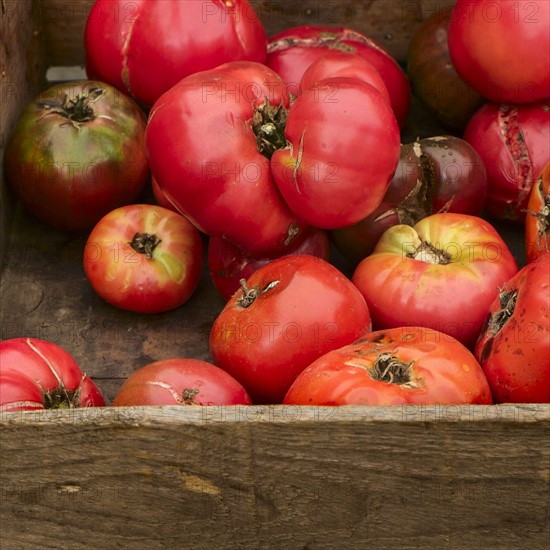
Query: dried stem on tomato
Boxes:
[
  {"xmin": 252, "ymin": 101, "xmax": 289, "ymax": 159},
  {"xmin": 130, "ymin": 233, "xmax": 162, "ymax": 259},
  {"xmin": 370, "ymin": 352, "xmax": 419, "ymax": 387}
]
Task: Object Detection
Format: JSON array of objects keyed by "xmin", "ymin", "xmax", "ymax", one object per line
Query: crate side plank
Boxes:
[{"xmin": 1, "ymin": 406, "xmax": 549, "ymax": 549}]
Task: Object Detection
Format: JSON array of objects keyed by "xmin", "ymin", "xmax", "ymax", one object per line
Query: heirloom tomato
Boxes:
[
  {"xmin": 352, "ymin": 213, "xmax": 518, "ymax": 349},
  {"xmin": 267, "ymin": 25, "xmax": 410, "ymax": 126},
  {"xmin": 332, "ymin": 136, "xmax": 488, "ymax": 264},
  {"xmin": 146, "ymin": 61, "xmax": 308, "ymax": 258},
  {"xmin": 464, "ymin": 100, "xmax": 550, "ymax": 222},
  {"xmin": 475, "ymin": 254, "xmax": 550, "ymax": 403},
  {"xmin": 284, "ymin": 327, "xmax": 492, "ymax": 405},
  {"xmin": 0, "ymin": 338, "xmax": 104, "ymax": 412},
  {"xmin": 525, "ymin": 162, "xmax": 550, "ymax": 263},
  {"xmin": 85, "ymin": 0, "xmax": 267, "ymax": 107},
  {"xmin": 84, "ymin": 204, "xmax": 203, "ymax": 313},
  {"xmin": 5, "ymin": 80, "xmax": 148, "ymax": 232},
  {"xmin": 271, "ymin": 76, "xmax": 401, "ymax": 229},
  {"xmin": 298, "ymin": 52, "xmax": 390, "ymax": 104},
  {"xmin": 208, "ymin": 228, "xmax": 330, "ymax": 301},
  {"xmin": 209, "ymin": 255, "xmax": 372, "ymax": 404},
  {"xmin": 448, "ymin": 0, "xmax": 550, "ymax": 103},
  {"xmin": 407, "ymin": 6, "xmax": 484, "ymax": 130},
  {"xmin": 112, "ymin": 358, "xmax": 252, "ymax": 406}
]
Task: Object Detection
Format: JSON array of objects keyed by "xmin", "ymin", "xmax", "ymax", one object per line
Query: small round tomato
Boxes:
[
  {"xmin": 525, "ymin": 162, "xmax": 550, "ymax": 263},
  {"xmin": 112, "ymin": 358, "xmax": 252, "ymax": 406},
  {"xmin": 475, "ymin": 254, "xmax": 550, "ymax": 403},
  {"xmin": 271, "ymin": 77, "xmax": 400, "ymax": 229},
  {"xmin": 267, "ymin": 25, "xmax": 411, "ymax": 126},
  {"xmin": 85, "ymin": 0, "xmax": 267, "ymax": 107},
  {"xmin": 284, "ymin": 327, "xmax": 492, "ymax": 405},
  {"xmin": 208, "ymin": 227, "xmax": 331, "ymax": 301},
  {"xmin": 352, "ymin": 213, "xmax": 518, "ymax": 349},
  {"xmin": 448, "ymin": 0, "xmax": 550, "ymax": 103},
  {"xmin": 332, "ymin": 135, "xmax": 488, "ymax": 264},
  {"xmin": 210, "ymin": 255, "xmax": 372, "ymax": 403},
  {"xmin": 84, "ymin": 204, "xmax": 203, "ymax": 313},
  {"xmin": 464, "ymin": 100, "xmax": 550, "ymax": 222},
  {"xmin": 5, "ymin": 80, "xmax": 148, "ymax": 232},
  {"xmin": 0, "ymin": 337, "xmax": 104, "ymax": 412},
  {"xmin": 407, "ymin": 6, "xmax": 484, "ymax": 130},
  {"xmin": 298, "ymin": 52, "xmax": 390, "ymax": 104}
]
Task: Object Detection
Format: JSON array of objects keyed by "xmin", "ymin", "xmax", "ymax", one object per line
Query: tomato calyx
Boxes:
[
  {"xmin": 182, "ymin": 388, "xmax": 200, "ymax": 404},
  {"xmin": 37, "ymin": 85, "xmax": 108, "ymax": 128},
  {"xmin": 406, "ymin": 239, "xmax": 452, "ymax": 265},
  {"xmin": 252, "ymin": 100, "xmax": 289, "ymax": 159},
  {"xmin": 370, "ymin": 352, "xmax": 419, "ymax": 387},
  {"xmin": 237, "ymin": 278, "xmax": 280, "ymax": 308},
  {"xmin": 129, "ymin": 232, "xmax": 162, "ymax": 259}
]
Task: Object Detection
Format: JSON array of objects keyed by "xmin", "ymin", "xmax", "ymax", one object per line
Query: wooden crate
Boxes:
[{"xmin": 1, "ymin": 1, "xmax": 549, "ymax": 548}]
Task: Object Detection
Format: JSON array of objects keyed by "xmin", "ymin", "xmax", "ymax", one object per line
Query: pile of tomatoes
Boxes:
[{"xmin": 1, "ymin": 0, "xmax": 549, "ymax": 412}]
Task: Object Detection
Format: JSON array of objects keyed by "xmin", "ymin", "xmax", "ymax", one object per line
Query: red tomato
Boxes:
[
  {"xmin": 5, "ymin": 80, "xmax": 148, "ymax": 232},
  {"xmin": 0, "ymin": 338, "xmax": 104, "ymax": 412},
  {"xmin": 85, "ymin": 0, "xmax": 267, "ymax": 107},
  {"xmin": 112, "ymin": 358, "xmax": 252, "ymax": 406},
  {"xmin": 475, "ymin": 254, "xmax": 550, "ymax": 403},
  {"xmin": 525, "ymin": 162, "xmax": 550, "ymax": 263},
  {"xmin": 267, "ymin": 25, "xmax": 411, "ymax": 126},
  {"xmin": 271, "ymin": 77, "xmax": 401, "ymax": 229},
  {"xmin": 298, "ymin": 52, "xmax": 390, "ymax": 104},
  {"xmin": 84, "ymin": 204, "xmax": 203, "ymax": 313},
  {"xmin": 352, "ymin": 213, "xmax": 518, "ymax": 349},
  {"xmin": 448, "ymin": 0, "xmax": 550, "ymax": 103},
  {"xmin": 284, "ymin": 327, "xmax": 492, "ymax": 405},
  {"xmin": 151, "ymin": 177, "xmax": 178, "ymax": 213},
  {"xmin": 332, "ymin": 135, "xmax": 488, "ymax": 264},
  {"xmin": 407, "ymin": 6, "xmax": 484, "ymax": 130},
  {"xmin": 464, "ymin": 100, "xmax": 550, "ymax": 222},
  {"xmin": 208, "ymin": 227, "xmax": 331, "ymax": 301},
  {"xmin": 146, "ymin": 61, "xmax": 308, "ymax": 258},
  {"xmin": 209, "ymin": 255, "xmax": 372, "ymax": 403}
]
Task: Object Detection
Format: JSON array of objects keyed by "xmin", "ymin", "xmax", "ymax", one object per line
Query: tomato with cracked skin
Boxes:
[
  {"xmin": 209, "ymin": 255, "xmax": 372, "ymax": 404},
  {"xmin": 112, "ymin": 358, "xmax": 252, "ymax": 406},
  {"xmin": 464, "ymin": 100, "xmax": 550, "ymax": 222},
  {"xmin": 146, "ymin": 61, "xmax": 309, "ymax": 258},
  {"xmin": 271, "ymin": 76, "xmax": 401, "ymax": 229},
  {"xmin": 0, "ymin": 338, "xmax": 104, "ymax": 412},
  {"xmin": 284, "ymin": 327, "xmax": 492, "ymax": 405},
  {"xmin": 85, "ymin": 0, "xmax": 267, "ymax": 107},
  {"xmin": 331, "ymin": 135, "xmax": 488, "ymax": 264},
  {"xmin": 267, "ymin": 25, "xmax": 410, "ymax": 126},
  {"xmin": 84, "ymin": 204, "xmax": 203, "ymax": 313},
  {"xmin": 352, "ymin": 213, "xmax": 518, "ymax": 349},
  {"xmin": 475, "ymin": 253, "xmax": 550, "ymax": 403}
]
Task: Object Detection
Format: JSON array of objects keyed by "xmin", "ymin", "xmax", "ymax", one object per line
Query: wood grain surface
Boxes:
[{"xmin": 1, "ymin": 405, "xmax": 549, "ymax": 549}]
